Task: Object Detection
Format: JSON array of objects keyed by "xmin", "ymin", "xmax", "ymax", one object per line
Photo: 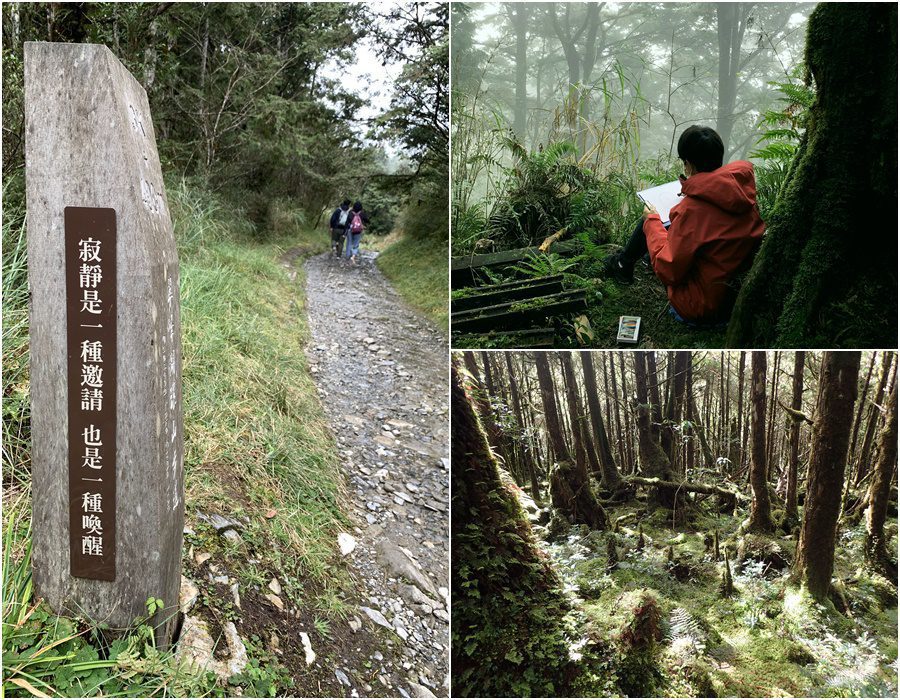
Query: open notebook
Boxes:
[{"xmin": 637, "ymin": 180, "xmax": 684, "ymax": 226}]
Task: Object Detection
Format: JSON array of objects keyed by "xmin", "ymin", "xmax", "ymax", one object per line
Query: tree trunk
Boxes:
[
  {"xmin": 794, "ymin": 352, "xmax": 860, "ymax": 599},
  {"xmin": 581, "ymin": 352, "xmax": 621, "ymax": 490},
  {"xmin": 559, "ymin": 353, "xmax": 590, "ymax": 483},
  {"xmin": 748, "ymin": 352, "xmax": 774, "ymax": 532},
  {"xmin": 505, "ymin": 353, "xmax": 542, "ymax": 500},
  {"xmin": 735, "ymin": 351, "xmax": 745, "ymax": 470},
  {"xmin": 633, "ymin": 352, "xmax": 676, "ymax": 506},
  {"xmin": 727, "ymin": 3, "xmax": 898, "ymax": 347},
  {"xmin": 535, "ymin": 353, "xmax": 605, "ymax": 528},
  {"xmin": 864, "ymin": 379, "xmax": 898, "ymax": 583},
  {"xmin": 855, "ymin": 352, "xmax": 893, "ymax": 485},
  {"xmin": 463, "ymin": 352, "xmax": 503, "ymax": 453},
  {"xmin": 786, "ymin": 351, "xmax": 806, "ymax": 519},
  {"xmin": 511, "ymin": 3, "xmax": 529, "ymax": 138},
  {"xmin": 451, "ymin": 363, "xmax": 574, "ymax": 696}
]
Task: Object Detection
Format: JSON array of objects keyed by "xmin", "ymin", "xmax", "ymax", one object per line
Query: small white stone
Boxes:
[
  {"xmin": 338, "ymin": 532, "xmax": 357, "ymax": 556},
  {"xmin": 299, "ymin": 632, "xmax": 316, "ymax": 665}
]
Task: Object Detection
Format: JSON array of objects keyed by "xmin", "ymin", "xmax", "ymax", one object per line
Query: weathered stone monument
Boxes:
[{"xmin": 25, "ymin": 42, "xmax": 183, "ymax": 646}]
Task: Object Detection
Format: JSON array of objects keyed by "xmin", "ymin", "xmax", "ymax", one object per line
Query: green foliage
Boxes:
[
  {"xmin": 751, "ymin": 65, "xmax": 816, "ymax": 221},
  {"xmin": 376, "ymin": 233, "xmax": 448, "ymax": 330}
]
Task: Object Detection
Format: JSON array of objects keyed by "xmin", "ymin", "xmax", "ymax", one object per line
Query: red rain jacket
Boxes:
[{"xmin": 643, "ymin": 160, "xmax": 765, "ymax": 322}]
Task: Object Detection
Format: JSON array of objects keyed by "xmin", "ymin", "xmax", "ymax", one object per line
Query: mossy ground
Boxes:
[{"xmin": 537, "ymin": 500, "xmax": 897, "ymax": 698}]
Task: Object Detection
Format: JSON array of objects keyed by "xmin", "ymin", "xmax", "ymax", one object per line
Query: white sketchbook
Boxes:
[{"xmin": 637, "ymin": 180, "xmax": 684, "ymax": 226}]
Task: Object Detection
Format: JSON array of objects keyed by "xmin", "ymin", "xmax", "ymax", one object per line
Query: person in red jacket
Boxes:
[{"xmin": 604, "ymin": 126, "xmax": 765, "ymax": 324}]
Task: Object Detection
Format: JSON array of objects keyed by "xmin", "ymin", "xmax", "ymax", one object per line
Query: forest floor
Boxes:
[
  {"xmin": 582, "ymin": 260, "xmax": 727, "ymax": 348},
  {"xmin": 522, "ymin": 490, "xmax": 898, "ymax": 698}
]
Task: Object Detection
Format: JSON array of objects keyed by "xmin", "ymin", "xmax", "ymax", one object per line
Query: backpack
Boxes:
[
  {"xmin": 338, "ymin": 208, "xmax": 350, "ymax": 227},
  {"xmin": 350, "ymin": 211, "xmax": 364, "ymax": 233}
]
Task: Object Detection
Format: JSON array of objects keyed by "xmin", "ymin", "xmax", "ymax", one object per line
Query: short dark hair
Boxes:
[
  {"xmin": 352, "ymin": 201, "xmax": 362, "ymax": 212},
  {"xmin": 342, "ymin": 199, "xmax": 352, "ymax": 207},
  {"xmin": 677, "ymin": 126, "xmax": 724, "ymax": 172}
]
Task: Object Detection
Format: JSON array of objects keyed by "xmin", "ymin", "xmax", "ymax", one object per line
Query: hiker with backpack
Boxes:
[
  {"xmin": 344, "ymin": 201, "xmax": 369, "ymax": 265},
  {"xmin": 329, "ymin": 199, "xmax": 352, "ymax": 257}
]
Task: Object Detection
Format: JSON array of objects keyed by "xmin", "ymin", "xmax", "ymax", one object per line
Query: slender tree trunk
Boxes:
[
  {"xmin": 634, "ymin": 352, "xmax": 675, "ymax": 506},
  {"xmin": 581, "ymin": 353, "xmax": 621, "ymax": 490},
  {"xmin": 512, "ymin": 3, "xmax": 529, "ymax": 138},
  {"xmin": 736, "ymin": 351, "xmax": 746, "ymax": 470},
  {"xmin": 794, "ymin": 352, "xmax": 861, "ymax": 600},
  {"xmin": 748, "ymin": 352, "xmax": 774, "ymax": 532},
  {"xmin": 855, "ymin": 352, "xmax": 893, "ymax": 485},
  {"xmin": 506, "ymin": 353, "xmax": 542, "ymax": 500},
  {"xmin": 463, "ymin": 352, "xmax": 503, "ymax": 452},
  {"xmin": 786, "ymin": 351, "xmax": 806, "ymax": 519},
  {"xmin": 848, "ymin": 352, "xmax": 877, "ymax": 468},
  {"xmin": 864, "ymin": 379, "xmax": 898, "ymax": 582}
]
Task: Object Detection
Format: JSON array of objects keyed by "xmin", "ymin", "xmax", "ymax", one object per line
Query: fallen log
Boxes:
[{"xmin": 623, "ymin": 476, "xmax": 749, "ymax": 502}]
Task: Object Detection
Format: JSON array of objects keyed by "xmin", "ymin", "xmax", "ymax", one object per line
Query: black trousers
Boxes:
[
  {"xmin": 619, "ymin": 220, "xmax": 648, "ymax": 267},
  {"xmin": 619, "ymin": 219, "xmax": 670, "ymax": 268}
]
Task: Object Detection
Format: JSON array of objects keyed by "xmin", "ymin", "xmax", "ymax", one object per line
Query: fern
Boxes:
[{"xmin": 666, "ymin": 607, "xmax": 706, "ymax": 659}]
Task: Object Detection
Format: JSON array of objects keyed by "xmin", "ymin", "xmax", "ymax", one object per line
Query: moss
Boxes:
[{"xmin": 727, "ymin": 3, "xmax": 898, "ymax": 347}]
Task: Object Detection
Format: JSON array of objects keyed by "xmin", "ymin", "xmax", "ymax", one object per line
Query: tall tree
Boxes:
[
  {"xmin": 785, "ymin": 351, "xmax": 806, "ymax": 520},
  {"xmin": 505, "ymin": 353, "xmax": 541, "ymax": 500},
  {"xmin": 864, "ymin": 379, "xmax": 898, "ymax": 583},
  {"xmin": 747, "ymin": 352, "xmax": 774, "ymax": 532},
  {"xmin": 728, "ymin": 3, "xmax": 898, "ymax": 347},
  {"xmin": 794, "ymin": 352, "xmax": 861, "ymax": 600},
  {"xmin": 534, "ymin": 353, "xmax": 605, "ymax": 528},
  {"xmin": 580, "ymin": 352, "xmax": 621, "ymax": 491},
  {"xmin": 633, "ymin": 352, "xmax": 675, "ymax": 506},
  {"xmin": 451, "ymin": 363, "xmax": 574, "ymax": 697}
]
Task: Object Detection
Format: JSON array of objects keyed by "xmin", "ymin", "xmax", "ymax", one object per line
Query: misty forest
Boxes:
[
  {"xmin": 451, "ymin": 350, "xmax": 898, "ymax": 697},
  {"xmin": 449, "ymin": 2, "xmax": 897, "ymax": 349}
]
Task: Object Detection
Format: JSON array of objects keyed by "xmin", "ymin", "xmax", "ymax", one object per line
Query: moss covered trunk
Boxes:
[
  {"xmin": 726, "ymin": 3, "xmax": 897, "ymax": 347},
  {"xmin": 748, "ymin": 352, "xmax": 775, "ymax": 532},
  {"xmin": 864, "ymin": 379, "xmax": 898, "ymax": 583},
  {"xmin": 794, "ymin": 352, "xmax": 860, "ymax": 599},
  {"xmin": 451, "ymin": 363, "xmax": 576, "ymax": 697}
]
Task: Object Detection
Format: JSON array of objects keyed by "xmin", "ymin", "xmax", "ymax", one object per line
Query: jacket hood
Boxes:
[{"xmin": 681, "ymin": 160, "xmax": 757, "ymax": 214}]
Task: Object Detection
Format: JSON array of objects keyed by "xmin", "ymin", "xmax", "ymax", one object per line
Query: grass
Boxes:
[
  {"xmin": 376, "ymin": 232, "xmax": 449, "ymax": 332},
  {"xmin": 2, "ymin": 178, "xmax": 351, "ymax": 696}
]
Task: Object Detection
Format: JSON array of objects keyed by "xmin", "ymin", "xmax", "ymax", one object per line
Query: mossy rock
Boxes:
[
  {"xmin": 547, "ymin": 512, "xmax": 572, "ymax": 541},
  {"xmin": 736, "ymin": 534, "xmax": 790, "ymax": 575}
]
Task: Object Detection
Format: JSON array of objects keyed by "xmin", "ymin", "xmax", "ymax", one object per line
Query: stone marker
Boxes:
[{"xmin": 25, "ymin": 42, "xmax": 183, "ymax": 647}]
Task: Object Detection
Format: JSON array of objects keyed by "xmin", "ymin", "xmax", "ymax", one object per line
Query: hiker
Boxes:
[
  {"xmin": 344, "ymin": 201, "xmax": 369, "ymax": 265},
  {"xmin": 604, "ymin": 125, "xmax": 765, "ymax": 325},
  {"xmin": 329, "ymin": 199, "xmax": 352, "ymax": 257}
]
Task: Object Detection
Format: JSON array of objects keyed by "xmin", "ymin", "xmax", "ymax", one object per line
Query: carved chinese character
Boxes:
[
  {"xmin": 79, "ymin": 264, "xmax": 102, "ymax": 289},
  {"xmin": 80, "ymin": 387, "xmax": 103, "ymax": 412},
  {"xmin": 81, "ymin": 535, "xmax": 104, "ymax": 556},
  {"xmin": 82, "ymin": 425, "xmax": 102, "ymax": 447},
  {"xmin": 80, "ymin": 289, "xmax": 102, "ymax": 314},
  {"xmin": 81, "ymin": 364, "xmax": 103, "ymax": 388},
  {"xmin": 78, "ymin": 238, "xmax": 102, "ymax": 262},
  {"xmin": 81, "ymin": 492, "xmax": 103, "ymax": 513},
  {"xmin": 82, "ymin": 514, "xmax": 103, "ymax": 534},
  {"xmin": 81, "ymin": 445, "xmax": 102, "ymax": 470},
  {"xmin": 80, "ymin": 340, "xmax": 103, "ymax": 364}
]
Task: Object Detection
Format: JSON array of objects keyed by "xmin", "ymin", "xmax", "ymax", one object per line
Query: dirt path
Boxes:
[{"xmin": 300, "ymin": 249, "xmax": 449, "ymax": 697}]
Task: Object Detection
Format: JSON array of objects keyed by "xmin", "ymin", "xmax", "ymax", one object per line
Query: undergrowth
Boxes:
[{"xmin": 536, "ymin": 502, "xmax": 898, "ymax": 698}]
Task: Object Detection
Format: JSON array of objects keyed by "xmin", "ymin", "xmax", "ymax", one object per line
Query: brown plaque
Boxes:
[{"xmin": 65, "ymin": 207, "xmax": 117, "ymax": 581}]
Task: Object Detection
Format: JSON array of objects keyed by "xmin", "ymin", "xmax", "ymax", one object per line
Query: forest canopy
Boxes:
[{"xmin": 2, "ymin": 1, "xmax": 448, "ymax": 238}]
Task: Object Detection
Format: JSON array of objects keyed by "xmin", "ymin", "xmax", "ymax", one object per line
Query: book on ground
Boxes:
[
  {"xmin": 637, "ymin": 180, "xmax": 683, "ymax": 226},
  {"xmin": 617, "ymin": 315, "xmax": 641, "ymax": 344}
]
